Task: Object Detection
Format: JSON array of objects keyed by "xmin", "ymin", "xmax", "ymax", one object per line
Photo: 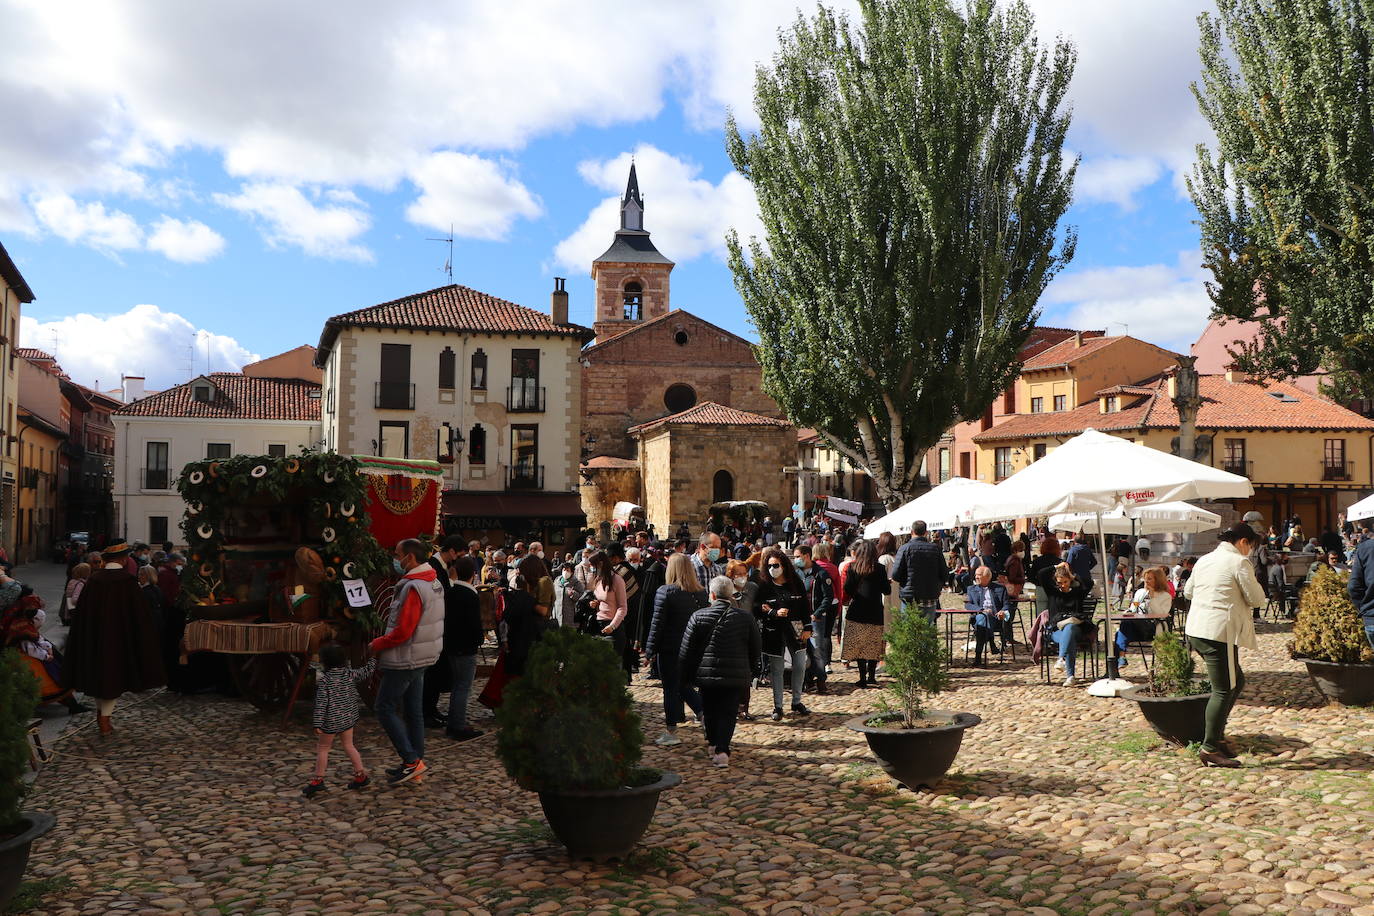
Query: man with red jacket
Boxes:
[{"xmin": 370, "ymin": 538, "xmax": 446, "ymax": 785}]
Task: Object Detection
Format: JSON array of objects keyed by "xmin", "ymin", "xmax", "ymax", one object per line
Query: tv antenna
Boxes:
[{"xmin": 427, "ymin": 224, "xmax": 454, "ymax": 281}]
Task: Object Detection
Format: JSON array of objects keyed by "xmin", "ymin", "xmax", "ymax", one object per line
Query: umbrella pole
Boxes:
[
  {"xmin": 1129, "ymin": 518, "xmax": 1137, "ymax": 610},
  {"xmin": 1097, "ymin": 514, "xmax": 1119, "ymax": 679}
]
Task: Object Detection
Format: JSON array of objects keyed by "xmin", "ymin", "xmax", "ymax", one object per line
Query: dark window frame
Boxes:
[
  {"xmin": 438, "ymin": 347, "xmax": 456, "ymax": 390},
  {"xmin": 379, "ymin": 421, "xmax": 410, "ymax": 459}
]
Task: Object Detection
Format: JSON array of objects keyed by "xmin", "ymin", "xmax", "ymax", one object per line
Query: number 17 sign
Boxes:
[{"xmin": 343, "ymin": 579, "xmax": 372, "ymax": 608}]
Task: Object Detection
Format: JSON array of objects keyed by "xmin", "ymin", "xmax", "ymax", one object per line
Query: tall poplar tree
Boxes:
[
  {"xmin": 726, "ymin": 0, "xmax": 1076, "ymax": 508},
  {"xmin": 1191, "ymin": 0, "xmax": 1374, "ymax": 399}
]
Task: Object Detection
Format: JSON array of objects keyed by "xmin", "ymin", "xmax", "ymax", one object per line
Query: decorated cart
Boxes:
[{"xmin": 177, "ymin": 452, "xmax": 443, "ymax": 718}]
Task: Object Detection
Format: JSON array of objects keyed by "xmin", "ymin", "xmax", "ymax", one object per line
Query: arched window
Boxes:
[
  {"xmin": 470, "ymin": 348, "xmax": 487, "ymax": 390},
  {"xmin": 663, "ymin": 383, "xmax": 696, "ymax": 414},
  {"xmin": 712, "ymin": 469, "xmax": 734, "ymax": 503},
  {"xmin": 468, "ymin": 424, "xmax": 486, "ymax": 465},
  {"xmin": 438, "ymin": 347, "xmax": 456, "ymax": 390},
  {"xmin": 622, "ymin": 281, "xmax": 643, "ymax": 321}
]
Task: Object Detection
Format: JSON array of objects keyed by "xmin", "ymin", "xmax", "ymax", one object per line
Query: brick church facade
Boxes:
[{"xmin": 579, "ymin": 165, "xmax": 793, "ymax": 533}]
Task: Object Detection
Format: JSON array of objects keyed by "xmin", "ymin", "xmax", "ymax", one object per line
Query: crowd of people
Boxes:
[{"xmin": 10, "ymin": 507, "xmax": 1374, "ymax": 790}]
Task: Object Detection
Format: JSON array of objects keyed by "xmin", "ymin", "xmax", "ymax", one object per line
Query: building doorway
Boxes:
[{"xmin": 712, "ymin": 469, "xmax": 734, "ymax": 503}]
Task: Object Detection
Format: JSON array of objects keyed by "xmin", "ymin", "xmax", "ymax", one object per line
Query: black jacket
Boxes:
[
  {"xmin": 1045, "ymin": 583, "xmax": 1091, "ymax": 629},
  {"xmin": 679, "ymin": 599, "xmax": 762, "ymax": 689},
  {"xmin": 754, "ymin": 578, "xmax": 809, "ymax": 655},
  {"xmin": 501, "ymin": 588, "xmax": 542, "ymax": 677},
  {"xmin": 444, "ymin": 581, "xmax": 484, "ymax": 656},
  {"xmin": 890, "ymin": 537, "xmax": 948, "ymax": 602},
  {"xmin": 644, "ymin": 584, "xmax": 709, "ymax": 659},
  {"xmin": 843, "ymin": 566, "xmax": 891, "ymax": 625}
]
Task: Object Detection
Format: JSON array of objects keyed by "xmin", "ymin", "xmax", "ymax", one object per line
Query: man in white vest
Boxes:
[{"xmin": 370, "ymin": 538, "xmax": 446, "ymax": 785}]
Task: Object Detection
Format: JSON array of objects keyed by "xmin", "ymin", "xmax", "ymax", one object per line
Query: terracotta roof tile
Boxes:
[
  {"xmin": 317, "ymin": 284, "xmax": 592, "ymax": 365},
  {"xmin": 113, "ymin": 373, "xmax": 321, "ymax": 421},
  {"xmin": 1020, "ymin": 334, "xmax": 1122, "ymax": 369},
  {"xmin": 629, "ymin": 401, "xmax": 792, "ymax": 434},
  {"xmin": 974, "ymin": 375, "xmax": 1374, "ymax": 442},
  {"xmin": 16, "ymin": 348, "xmax": 52, "ymax": 361},
  {"xmin": 581, "ymin": 455, "xmax": 639, "ymax": 470}
]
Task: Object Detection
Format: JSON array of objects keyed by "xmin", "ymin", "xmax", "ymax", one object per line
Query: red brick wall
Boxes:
[{"xmin": 592, "ymin": 261, "xmax": 670, "ymax": 332}]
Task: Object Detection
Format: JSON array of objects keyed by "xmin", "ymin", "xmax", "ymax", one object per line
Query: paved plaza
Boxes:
[{"xmin": 19, "ymin": 601, "xmax": 1374, "ymax": 916}]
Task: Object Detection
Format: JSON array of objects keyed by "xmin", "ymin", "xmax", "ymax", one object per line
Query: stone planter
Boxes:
[
  {"xmin": 1119, "ymin": 686, "xmax": 1209, "ymax": 746},
  {"xmin": 1297, "ymin": 657, "xmax": 1374, "ymax": 706},
  {"xmin": 846, "ymin": 711, "xmax": 981, "ymax": 789},
  {"xmin": 0, "ymin": 812, "xmax": 56, "ymax": 910},
  {"xmin": 537, "ymin": 770, "xmax": 682, "ymax": 861}
]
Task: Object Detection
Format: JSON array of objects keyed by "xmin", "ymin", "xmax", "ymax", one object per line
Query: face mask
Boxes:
[
  {"xmin": 393, "ymin": 559, "xmax": 405, "ymax": 575},
  {"xmin": 792, "ymin": 557, "xmax": 806, "ymax": 569},
  {"xmin": 707, "ymin": 548, "xmax": 721, "ymax": 562},
  {"xmin": 535, "ymin": 550, "xmax": 544, "ymax": 558},
  {"xmin": 733, "ymin": 576, "xmax": 747, "ymax": 589}
]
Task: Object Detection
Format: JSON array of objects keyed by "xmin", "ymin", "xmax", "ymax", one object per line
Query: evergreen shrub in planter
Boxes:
[
  {"xmin": 0, "ymin": 649, "xmax": 56, "ymax": 909},
  {"xmin": 495, "ymin": 628, "xmax": 680, "ymax": 860},
  {"xmin": 1291, "ymin": 566, "xmax": 1374, "ymax": 706},
  {"xmin": 1120, "ymin": 628, "xmax": 1210, "ymax": 746},
  {"xmin": 845, "ymin": 606, "xmax": 980, "ymax": 789}
]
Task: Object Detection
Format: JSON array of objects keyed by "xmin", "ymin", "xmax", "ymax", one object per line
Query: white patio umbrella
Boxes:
[
  {"xmin": 863, "ymin": 477, "xmax": 999, "ymax": 539},
  {"xmin": 1347, "ymin": 492, "xmax": 1374, "ymax": 522},
  {"xmin": 1048, "ymin": 501, "xmax": 1222, "ymax": 536},
  {"xmin": 959, "ymin": 429, "xmax": 1253, "ymax": 684}
]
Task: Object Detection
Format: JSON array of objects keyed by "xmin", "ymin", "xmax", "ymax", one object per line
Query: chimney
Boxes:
[
  {"xmin": 550, "ymin": 277, "xmax": 569, "ymax": 325},
  {"xmin": 122, "ymin": 375, "xmax": 146, "ymax": 403},
  {"xmin": 1074, "ymin": 331, "xmax": 1083, "ymax": 348},
  {"xmin": 1225, "ymin": 366, "xmax": 1248, "ymax": 384}
]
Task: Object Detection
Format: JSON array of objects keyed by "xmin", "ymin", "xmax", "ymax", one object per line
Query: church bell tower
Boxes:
[{"xmin": 591, "ymin": 162, "xmax": 674, "ymax": 343}]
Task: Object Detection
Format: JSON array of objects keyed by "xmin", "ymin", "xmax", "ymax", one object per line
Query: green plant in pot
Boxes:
[
  {"xmin": 494, "ymin": 628, "xmax": 680, "ymax": 860},
  {"xmin": 844, "ymin": 606, "xmax": 980, "ymax": 789},
  {"xmin": 1290, "ymin": 566, "xmax": 1374, "ymax": 705},
  {"xmin": 1120, "ymin": 628, "xmax": 1211, "ymax": 746},
  {"xmin": 0, "ymin": 648, "xmax": 57, "ymax": 909}
]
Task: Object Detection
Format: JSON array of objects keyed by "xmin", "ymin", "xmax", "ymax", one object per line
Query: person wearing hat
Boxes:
[
  {"xmin": 1183, "ymin": 523, "xmax": 1267, "ymax": 768},
  {"xmin": 63, "ymin": 543, "xmax": 166, "ymax": 735}
]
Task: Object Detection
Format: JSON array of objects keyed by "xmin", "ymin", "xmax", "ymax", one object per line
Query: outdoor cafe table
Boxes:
[{"xmin": 1097, "ymin": 611, "xmax": 1171, "ymax": 671}]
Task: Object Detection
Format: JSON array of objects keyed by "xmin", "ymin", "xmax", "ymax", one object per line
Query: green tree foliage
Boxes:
[
  {"xmin": 495, "ymin": 628, "xmax": 642, "ymax": 792},
  {"xmin": 1148, "ymin": 628, "xmax": 1206, "ymax": 697},
  {"xmin": 0, "ymin": 648, "xmax": 39, "ymax": 830},
  {"xmin": 1190, "ymin": 0, "xmax": 1374, "ymax": 400},
  {"xmin": 882, "ymin": 605, "xmax": 949, "ymax": 725},
  {"xmin": 726, "ymin": 0, "xmax": 1077, "ymax": 506},
  {"xmin": 1292, "ymin": 565, "xmax": 1373, "ymax": 664}
]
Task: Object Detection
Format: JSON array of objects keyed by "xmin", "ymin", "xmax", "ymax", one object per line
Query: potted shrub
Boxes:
[
  {"xmin": 845, "ymin": 605, "xmax": 980, "ymax": 789},
  {"xmin": 1120, "ymin": 628, "xmax": 1210, "ymax": 745},
  {"xmin": 1291, "ymin": 566, "xmax": 1374, "ymax": 706},
  {"xmin": 495, "ymin": 628, "xmax": 680, "ymax": 861},
  {"xmin": 0, "ymin": 649, "xmax": 56, "ymax": 909}
]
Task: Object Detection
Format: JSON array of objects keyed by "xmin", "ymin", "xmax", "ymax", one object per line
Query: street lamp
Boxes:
[{"xmin": 436, "ymin": 424, "xmax": 465, "ymax": 464}]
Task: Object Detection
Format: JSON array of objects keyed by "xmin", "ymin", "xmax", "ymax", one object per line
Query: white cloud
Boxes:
[
  {"xmin": 405, "ymin": 152, "xmax": 541, "ymax": 239},
  {"xmin": 146, "ymin": 216, "xmax": 226, "ymax": 263},
  {"xmin": 214, "ymin": 182, "xmax": 372, "ymax": 262},
  {"xmin": 553, "ymin": 145, "xmax": 763, "ymax": 271},
  {"xmin": 1042, "ymin": 250, "xmax": 1212, "ymax": 350},
  {"xmin": 1075, "ymin": 155, "xmax": 1164, "ymax": 210},
  {"xmin": 30, "ymin": 193, "xmax": 143, "ymax": 252},
  {"xmin": 20, "ymin": 304, "xmax": 260, "ymax": 390}
]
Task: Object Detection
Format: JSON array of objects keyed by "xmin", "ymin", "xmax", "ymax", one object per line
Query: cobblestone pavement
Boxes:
[{"xmin": 21, "ymin": 619, "xmax": 1374, "ymax": 916}]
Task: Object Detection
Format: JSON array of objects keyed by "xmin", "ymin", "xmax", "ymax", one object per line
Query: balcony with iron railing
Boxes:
[
  {"xmin": 374, "ymin": 381, "xmax": 416, "ymax": 410},
  {"xmin": 1223, "ymin": 458, "xmax": 1252, "ymax": 477},
  {"xmin": 506, "ymin": 385, "xmax": 546, "ymax": 413},
  {"xmin": 1322, "ymin": 459, "xmax": 1354, "ymax": 482},
  {"xmin": 505, "ymin": 464, "xmax": 544, "ymax": 490},
  {"xmin": 142, "ymin": 467, "xmax": 171, "ymax": 490}
]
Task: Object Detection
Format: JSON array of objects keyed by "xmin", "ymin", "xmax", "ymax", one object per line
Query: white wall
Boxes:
[
  {"xmin": 113, "ymin": 415, "xmax": 322, "ymax": 545},
  {"xmin": 321, "ymin": 326, "xmax": 581, "ymax": 494}
]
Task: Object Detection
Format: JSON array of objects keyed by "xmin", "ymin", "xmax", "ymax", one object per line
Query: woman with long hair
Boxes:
[
  {"xmin": 515, "ymin": 554, "xmax": 554, "ymax": 618},
  {"xmin": 875, "ymin": 532, "xmax": 901, "ymax": 635},
  {"xmin": 1115, "ymin": 566, "xmax": 1170, "ymax": 668},
  {"xmin": 841, "ymin": 540, "xmax": 891, "ymax": 686},
  {"xmin": 755, "ymin": 545, "xmax": 810, "ymax": 721},
  {"xmin": 590, "ymin": 551, "xmax": 628, "ymax": 667},
  {"xmin": 644, "ymin": 554, "xmax": 708, "ymax": 745},
  {"xmin": 1046, "ymin": 563, "xmax": 1092, "ymax": 686}
]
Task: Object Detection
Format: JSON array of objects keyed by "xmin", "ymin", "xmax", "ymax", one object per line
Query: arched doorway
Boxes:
[{"xmin": 712, "ymin": 469, "xmax": 734, "ymax": 503}]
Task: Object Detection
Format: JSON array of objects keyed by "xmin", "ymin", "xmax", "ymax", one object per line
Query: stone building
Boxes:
[{"xmin": 579, "ymin": 165, "xmax": 793, "ymax": 531}]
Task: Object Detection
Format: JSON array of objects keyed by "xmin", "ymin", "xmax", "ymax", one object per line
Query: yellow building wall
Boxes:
[
  {"xmin": 15, "ymin": 425, "xmax": 60, "ymax": 563},
  {"xmin": 1016, "ymin": 338, "xmax": 1177, "ymax": 413}
]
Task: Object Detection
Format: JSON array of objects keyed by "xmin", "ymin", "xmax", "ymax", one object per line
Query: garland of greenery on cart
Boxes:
[{"xmin": 176, "ymin": 450, "xmax": 390, "ymax": 630}]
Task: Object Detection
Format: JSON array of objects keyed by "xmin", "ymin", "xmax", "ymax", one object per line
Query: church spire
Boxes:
[{"xmin": 620, "ymin": 161, "xmax": 644, "ymax": 231}]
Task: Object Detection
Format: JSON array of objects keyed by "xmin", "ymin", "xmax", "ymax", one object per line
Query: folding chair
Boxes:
[{"xmin": 1040, "ymin": 621, "xmax": 1100, "ymax": 684}]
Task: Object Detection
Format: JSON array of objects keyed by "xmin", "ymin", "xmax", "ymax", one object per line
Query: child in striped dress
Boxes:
[{"xmin": 304, "ymin": 644, "xmax": 375, "ymax": 798}]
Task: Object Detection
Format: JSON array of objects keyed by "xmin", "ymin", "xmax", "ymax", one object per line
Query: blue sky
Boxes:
[{"xmin": 1, "ymin": 0, "xmax": 1218, "ymax": 391}]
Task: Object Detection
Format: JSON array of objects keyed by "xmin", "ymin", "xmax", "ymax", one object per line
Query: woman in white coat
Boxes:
[{"xmin": 1183, "ymin": 523, "xmax": 1267, "ymax": 768}]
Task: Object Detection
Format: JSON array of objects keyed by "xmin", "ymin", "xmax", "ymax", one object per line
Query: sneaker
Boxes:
[
  {"xmin": 1054, "ymin": 658, "xmax": 1066, "ymax": 672},
  {"xmin": 302, "ymin": 779, "xmax": 326, "ymax": 798},
  {"xmin": 711, "ymin": 752, "xmax": 730, "ymax": 768},
  {"xmin": 964, "ymin": 639, "xmax": 979, "ymax": 651},
  {"xmin": 446, "ymin": 727, "xmax": 485, "ymax": 742},
  {"xmin": 385, "ymin": 763, "xmax": 407, "ymax": 780},
  {"xmin": 1116, "ymin": 655, "xmax": 1129, "ymax": 669},
  {"xmin": 347, "ymin": 773, "xmax": 370, "ymax": 790},
  {"xmin": 654, "ymin": 731, "xmax": 682, "ymax": 747},
  {"xmin": 388, "ymin": 760, "xmax": 427, "ymax": 785},
  {"xmin": 771, "ymin": 707, "xmax": 783, "ymax": 722},
  {"xmin": 791, "ymin": 703, "xmax": 811, "ymax": 716},
  {"xmin": 1062, "ymin": 676, "xmax": 1077, "ymax": 687}
]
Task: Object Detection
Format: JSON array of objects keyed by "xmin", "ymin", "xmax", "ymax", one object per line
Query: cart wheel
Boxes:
[{"xmin": 228, "ymin": 653, "xmax": 310, "ymax": 711}]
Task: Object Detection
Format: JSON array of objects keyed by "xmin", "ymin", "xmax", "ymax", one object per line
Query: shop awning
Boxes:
[{"xmin": 441, "ymin": 490, "xmax": 586, "ymax": 530}]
